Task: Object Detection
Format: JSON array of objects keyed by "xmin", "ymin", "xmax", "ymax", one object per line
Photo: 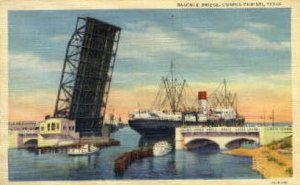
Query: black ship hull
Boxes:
[
  {"xmin": 129, "ymin": 119, "xmax": 180, "ymax": 137},
  {"xmin": 129, "ymin": 118, "xmax": 245, "ymax": 138}
]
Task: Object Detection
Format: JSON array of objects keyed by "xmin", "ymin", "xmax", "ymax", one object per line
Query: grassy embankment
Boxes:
[{"xmin": 223, "ymin": 136, "xmax": 292, "ymax": 178}]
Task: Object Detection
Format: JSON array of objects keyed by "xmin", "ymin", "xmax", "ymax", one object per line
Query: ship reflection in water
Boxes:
[{"xmin": 9, "ymin": 127, "xmax": 262, "ymax": 180}]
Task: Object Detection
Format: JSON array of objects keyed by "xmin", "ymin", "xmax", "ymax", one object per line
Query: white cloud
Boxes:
[
  {"xmin": 185, "ymin": 52, "xmax": 212, "ymax": 59},
  {"xmin": 125, "ymin": 21, "xmax": 157, "ymax": 30},
  {"xmin": 203, "ymin": 29, "xmax": 289, "ymax": 50},
  {"xmin": 9, "ymin": 52, "xmax": 62, "ymax": 73},
  {"xmin": 49, "ymin": 34, "xmax": 70, "ymax": 42},
  {"xmin": 187, "ymin": 72, "xmax": 291, "ymax": 96},
  {"xmin": 228, "ymin": 72, "xmax": 291, "ymax": 85},
  {"xmin": 118, "ymin": 25, "xmax": 196, "ymax": 61},
  {"xmin": 245, "ymin": 22, "xmax": 273, "ymax": 30},
  {"xmin": 186, "ymin": 28, "xmax": 290, "ymax": 51},
  {"xmin": 114, "ymin": 72, "xmax": 150, "ymax": 78},
  {"xmin": 265, "ymin": 73, "xmax": 291, "ymax": 83},
  {"xmin": 120, "ymin": 27, "xmax": 184, "ymax": 53}
]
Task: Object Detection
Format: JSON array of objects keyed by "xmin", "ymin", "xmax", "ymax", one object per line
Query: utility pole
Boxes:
[
  {"xmin": 263, "ymin": 111, "xmax": 266, "ymax": 126},
  {"xmin": 272, "ymin": 109, "xmax": 274, "ymax": 127}
]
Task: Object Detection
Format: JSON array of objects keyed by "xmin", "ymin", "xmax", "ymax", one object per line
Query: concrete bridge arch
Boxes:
[
  {"xmin": 23, "ymin": 138, "xmax": 38, "ymax": 147},
  {"xmin": 23, "ymin": 138, "xmax": 37, "ymax": 144},
  {"xmin": 184, "ymin": 136, "xmax": 259, "ymax": 150},
  {"xmin": 185, "ymin": 138, "xmax": 220, "ymax": 150}
]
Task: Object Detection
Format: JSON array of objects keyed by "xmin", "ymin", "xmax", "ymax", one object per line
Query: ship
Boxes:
[
  {"xmin": 68, "ymin": 144, "xmax": 99, "ymax": 156},
  {"xmin": 104, "ymin": 112, "xmax": 125, "ymax": 133},
  {"xmin": 128, "ymin": 62, "xmax": 245, "ymax": 137},
  {"xmin": 153, "ymin": 141, "xmax": 172, "ymax": 156}
]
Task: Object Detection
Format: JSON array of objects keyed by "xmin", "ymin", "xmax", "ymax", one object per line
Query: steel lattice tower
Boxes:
[{"xmin": 53, "ymin": 17, "xmax": 121, "ymax": 136}]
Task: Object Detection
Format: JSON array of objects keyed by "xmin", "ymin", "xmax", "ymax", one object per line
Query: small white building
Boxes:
[{"xmin": 38, "ymin": 118, "xmax": 79, "ymax": 147}]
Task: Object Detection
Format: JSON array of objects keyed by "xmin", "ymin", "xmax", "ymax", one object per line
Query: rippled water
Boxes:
[{"xmin": 9, "ymin": 127, "xmax": 262, "ymax": 180}]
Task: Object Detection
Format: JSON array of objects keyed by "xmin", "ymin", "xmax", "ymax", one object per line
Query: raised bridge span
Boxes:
[{"xmin": 175, "ymin": 126, "xmax": 292, "ymax": 150}]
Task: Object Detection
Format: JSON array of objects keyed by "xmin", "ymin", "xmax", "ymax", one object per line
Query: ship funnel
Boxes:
[
  {"xmin": 198, "ymin": 91, "xmax": 207, "ymax": 114},
  {"xmin": 198, "ymin": 91, "xmax": 207, "ymax": 100}
]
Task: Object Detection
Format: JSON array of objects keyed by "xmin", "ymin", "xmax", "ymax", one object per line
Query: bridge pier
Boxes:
[
  {"xmin": 175, "ymin": 127, "xmax": 184, "ymax": 150},
  {"xmin": 218, "ymin": 143, "xmax": 227, "ymax": 151}
]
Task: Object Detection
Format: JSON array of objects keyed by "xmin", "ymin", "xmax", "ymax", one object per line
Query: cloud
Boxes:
[
  {"xmin": 245, "ymin": 22, "xmax": 273, "ymax": 30},
  {"xmin": 9, "ymin": 52, "xmax": 62, "ymax": 73},
  {"xmin": 114, "ymin": 72, "xmax": 150, "ymax": 78},
  {"xmin": 232, "ymin": 72, "xmax": 291, "ymax": 85},
  {"xmin": 9, "ymin": 52, "xmax": 62, "ymax": 94},
  {"xmin": 118, "ymin": 24, "xmax": 202, "ymax": 62},
  {"xmin": 49, "ymin": 34, "xmax": 70, "ymax": 42},
  {"xmin": 186, "ymin": 28, "xmax": 290, "ymax": 51},
  {"xmin": 119, "ymin": 26, "xmax": 184, "ymax": 56},
  {"xmin": 201, "ymin": 29, "xmax": 289, "ymax": 50},
  {"xmin": 184, "ymin": 52, "xmax": 212, "ymax": 59},
  {"xmin": 125, "ymin": 21, "xmax": 158, "ymax": 30}
]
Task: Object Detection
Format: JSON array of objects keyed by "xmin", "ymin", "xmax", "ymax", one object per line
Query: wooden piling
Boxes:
[{"xmin": 114, "ymin": 147, "xmax": 153, "ymax": 174}]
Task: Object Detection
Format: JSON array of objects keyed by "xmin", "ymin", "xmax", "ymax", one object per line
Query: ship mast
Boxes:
[
  {"xmin": 224, "ymin": 79, "xmax": 227, "ymax": 108},
  {"xmin": 170, "ymin": 61, "xmax": 175, "ymax": 112},
  {"xmin": 154, "ymin": 61, "xmax": 186, "ymax": 113},
  {"xmin": 208, "ymin": 79, "xmax": 238, "ymax": 109},
  {"xmin": 163, "ymin": 61, "xmax": 177, "ymax": 113}
]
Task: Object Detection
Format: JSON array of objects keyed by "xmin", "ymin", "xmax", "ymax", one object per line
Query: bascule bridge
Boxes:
[{"xmin": 53, "ymin": 17, "xmax": 121, "ymax": 137}]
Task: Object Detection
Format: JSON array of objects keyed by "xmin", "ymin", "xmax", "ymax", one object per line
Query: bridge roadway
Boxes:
[{"xmin": 175, "ymin": 126, "xmax": 292, "ymax": 150}]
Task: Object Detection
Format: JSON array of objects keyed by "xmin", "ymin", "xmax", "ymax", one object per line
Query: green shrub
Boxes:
[
  {"xmin": 267, "ymin": 136, "xmax": 292, "ymax": 149},
  {"xmin": 285, "ymin": 168, "xmax": 293, "ymax": 175},
  {"xmin": 266, "ymin": 155, "xmax": 285, "ymax": 166}
]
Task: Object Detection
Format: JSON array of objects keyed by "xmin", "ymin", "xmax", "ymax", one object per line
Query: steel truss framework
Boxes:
[{"xmin": 54, "ymin": 17, "xmax": 121, "ymax": 136}]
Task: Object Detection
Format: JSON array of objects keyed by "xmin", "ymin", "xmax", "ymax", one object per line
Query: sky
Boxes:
[{"xmin": 8, "ymin": 9, "xmax": 291, "ymax": 123}]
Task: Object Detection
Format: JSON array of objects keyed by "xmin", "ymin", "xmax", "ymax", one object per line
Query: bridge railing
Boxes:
[
  {"xmin": 261, "ymin": 126, "xmax": 292, "ymax": 132},
  {"xmin": 17, "ymin": 130, "xmax": 38, "ymax": 135},
  {"xmin": 180, "ymin": 126, "xmax": 259, "ymax": 134}
]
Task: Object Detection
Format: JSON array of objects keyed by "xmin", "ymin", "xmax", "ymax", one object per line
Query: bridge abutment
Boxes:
[{"xmin": 259, "ymin": 127, "xmax": 292, "ymax": 145}]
